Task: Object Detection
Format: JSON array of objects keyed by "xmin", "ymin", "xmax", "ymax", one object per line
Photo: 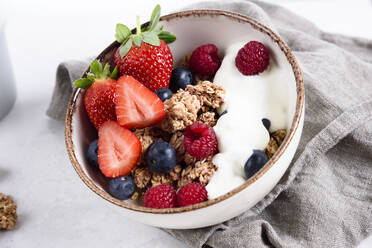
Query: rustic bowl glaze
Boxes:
[{"xmin": 65, "ymin": 9, "xmax": 304, "ymax": 229}]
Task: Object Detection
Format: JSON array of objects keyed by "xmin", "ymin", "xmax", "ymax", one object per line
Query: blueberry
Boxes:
[
  {"xmin": 146, "ymin": 141, "xmax": 176, "ymax": 173},
  {"xmin": 244, "ymin": 150, "xmax": 268, "ymax": 179},
  {"xmin": 155, "ymin": 87, "xmax": 173, "ymax": 102},
  {"xmin": 108, "ymin": 176, "xmax": 135, "ymax": 200},
  {"xmin": 86, "ymin": 139, "xmax": 99, "ymax": 168},
  {"xmin": 262, "ymin": 118, "xmax": 271, "ymax": 131},
  {"xmin": 220, "ymin": 110, "xmax": 228, "ymax": 116},
  {"xmin": 170, "ymin": 66, "xmax": 194, "ymax": 91}
]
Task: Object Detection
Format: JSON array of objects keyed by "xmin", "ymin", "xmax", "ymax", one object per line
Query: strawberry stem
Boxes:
[{"xmin": 136, "ymin": 16, "xmax": 141, "ymax": 35}]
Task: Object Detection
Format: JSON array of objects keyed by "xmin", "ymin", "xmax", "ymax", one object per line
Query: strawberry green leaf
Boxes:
[
  {"xmin": 74, "ymin": 78, "xmax": 93, "ymax": 89},
  {"xmin": 120, "ymin": 39, "xmax": 133, "ymax": 57},
  {"xmin": 132, "ymin": 34, "xmax": 143, "ymax": 47},
  {"xmin": 115, "ymin": 24, "xmax": 131, "ymax": 43},
  {"xmin": 143, "ymin": 32, "xmax": 160, "ymax": 46},
  {"xmin": 142, "ymin": 22, "xmax": 159, "ymax": 33},
  {"xmin": 86, "ymin": 73, "xmax": 95, "ymax": 82},
  {"xmin": 90, "ymin": 60, "xmax": 103, "ymax": 78},
  {"xmin": 158, "ymin": 31, "xmax": 176, "ymax": 44},
  {"xmin": 103, "ymin": 63, "xmax": 110, "ymax": 78},
  {"xmin": 148, "ymin": 4, "xmax": 161, "ymax": 32},
  {"xmin": 110, "ymin": 67, "xmax": 119, "ymax": 79}
]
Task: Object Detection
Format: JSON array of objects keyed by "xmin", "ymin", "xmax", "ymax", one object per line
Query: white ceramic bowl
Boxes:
[{"xmin": 65, "ymin": 10, "xmax": 304, "ymax": 229}]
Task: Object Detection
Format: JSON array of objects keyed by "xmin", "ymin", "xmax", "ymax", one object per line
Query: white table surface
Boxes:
[{"xmin": 0, "ymin": 0, "xmax": 371, "ymax": 247}]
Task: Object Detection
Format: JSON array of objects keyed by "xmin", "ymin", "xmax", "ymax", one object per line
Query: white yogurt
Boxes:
[{"xmin": 206, "ymin": 41, "xmax": 288, "ymax": 199}]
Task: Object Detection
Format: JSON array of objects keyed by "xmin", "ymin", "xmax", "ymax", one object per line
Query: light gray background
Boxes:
[{"xmin": 0, "ymin": 0, "xmax": 371, "ymax": 247}]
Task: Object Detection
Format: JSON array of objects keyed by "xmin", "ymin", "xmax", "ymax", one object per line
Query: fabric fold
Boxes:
[{"xmin": 46, "ymin": 60, "xmax": 91, "ymax": 121}]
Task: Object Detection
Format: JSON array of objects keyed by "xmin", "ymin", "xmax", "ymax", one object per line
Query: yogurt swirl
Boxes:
[{"xmin": 206, "ymin": 41, "xmax": 288, "ymax": 199}]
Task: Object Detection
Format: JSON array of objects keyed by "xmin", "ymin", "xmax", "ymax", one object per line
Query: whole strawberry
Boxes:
[
  {"xmin": 113, "ymin": 5, "xmax": 176, "ymax": 92},
  {"xmin": 74, "ymin": 60, "xmax": 118, "ymax": 129}
]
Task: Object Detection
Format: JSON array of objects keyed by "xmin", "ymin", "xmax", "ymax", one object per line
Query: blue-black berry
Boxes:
[
  {"xmin": 146, "ymin": 141, "xmax": 176, "ymax": 173},
  {"xmin": 155, "ymin": 87, "xmax": 173, "ymax": 102},
  {"xmin": 244, "ymin": 150, "xmax": 268, "ymax": 179},
  {"xmin": 108, "ymin": 176, "xmax": 135, "ymax": 200},
  {"xmin": 86, "ymin": 139, "xmax": 99, "ymax": 168},
  {"xmin": 262, "ymin": 118, "xmax": 271, "ymax": 131},
  {"xmin": 170, "ymin": 66, "xmax": 194, "ymax": 91},
  {"xmin": 220, "ymin": 110, "xmax": 228, "ymax": 116}
]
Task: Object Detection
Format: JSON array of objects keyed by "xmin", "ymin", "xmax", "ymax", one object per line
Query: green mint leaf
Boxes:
[
  {"xmin": 148, "ymin": 4, "xmax": 161, "ymax": 31},
  {"xmin": 74, "ymin": 78, "xmax": 93, "ymax": 89},
  {"xmin": 143, "ymin": 32, "xmax": 160, "ymax": 46},
  {"xmin": 158, "ymin": 31, "xmax": 176, "ymax": 44},
  {"xmin": 120, "ymin": 39, "xmax": 133, "ymax": 57},
  {"xmin": 132, "ymin": 34, "xmax": 143, "ymax": 47},
  {"xmin": 90, "ymin": 60, "xmax": 103, "ymax": 77},
  {"xmin": 103, "ymin": 63, "xmax": 110, "ymax": 78},
  {"xmin": 110, "ymin": 67, "xmax": 119, "ymax": 79},
  {"xmin": 115, "ymin": 24, "xmax": 131, "ymax": 43}
]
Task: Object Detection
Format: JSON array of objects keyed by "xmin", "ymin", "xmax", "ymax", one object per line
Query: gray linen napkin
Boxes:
[
  {"xmin": 47, "ymin": 1, "xmax": 372, "ymax": 247},
  {"xmin": 47, "ymin": 59, "xmax": 93, "ymax": 120}
]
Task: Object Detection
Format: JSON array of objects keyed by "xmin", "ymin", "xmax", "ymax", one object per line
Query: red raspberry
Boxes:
[
  {"xmin": 177, "ymin": 182, "xmax": 208, "ymax": 207},
  {"xmin": 143, "ymin": 184, "xmax": 177, "ymax": 209},
  {"xmin": 183, "ymin": 123, "xmax": 218, "ymax": 159},
  {"xmin": 189, "ymin": 44, "xmax": 221, "ymax": 76},
  {"xmin": 235, "ymin": 41, "xmax": 270, "ymax": 76}
]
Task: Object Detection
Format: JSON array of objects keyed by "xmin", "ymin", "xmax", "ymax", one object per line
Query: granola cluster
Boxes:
[
  {"xmin": 159, "ymin": 90, "xmax": 201, "ymax": 133},
  {"xmin": 197, "ymin": 111, "xmax": 218, "ymax": 127},
  {"xmin": 0, "ymin": 193, "xmax": 17, "ymax": 230},
  {"xmin": 186, "ymin": 81, "xmax": 225, "ymax": 109},
  {"xmin": 159, "ymin": 81, "xmax": 225, "ymax": 134},
  {"xmin": 265, "ymin": 129, "xmax": 287, "ymax": 159},
  {"xmin": 177, "ymin": 158, "xmax": 217, "ymax": 188},
  {"xmin": 169, "ymin": 131, "xmax": 186, "ymax": 163}
]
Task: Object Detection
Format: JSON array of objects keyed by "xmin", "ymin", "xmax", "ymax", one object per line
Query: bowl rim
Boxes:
[{"xmin": 65, "ymin": 9, "xmax": 304, "ymax": 214}]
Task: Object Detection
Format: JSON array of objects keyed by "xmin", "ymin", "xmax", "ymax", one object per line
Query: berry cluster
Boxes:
[
  {"xmin": 143, "ymin": 182, "xmax": 208, "ymax": 208},
  {"xmin": 77, "ymin": 5, "xmax": 220, "ymax": 205},
  {"xmin": 78, "ymin": 4, "xmax": 274, "ymax": 208}
]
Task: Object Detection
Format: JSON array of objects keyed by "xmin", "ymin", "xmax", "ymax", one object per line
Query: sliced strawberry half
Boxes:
[
  {"xmin": 115, "ymin": 75, "xmax": 165, "ymax": 129},
  {"xmin": 98, "ymin": 121, "xmax": 141, "ymax": 178}
]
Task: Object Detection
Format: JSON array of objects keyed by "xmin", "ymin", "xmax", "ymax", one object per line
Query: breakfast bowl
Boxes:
[{"xmin": 65, "ymin": 9, "xmax": 304, "ymax": 229}]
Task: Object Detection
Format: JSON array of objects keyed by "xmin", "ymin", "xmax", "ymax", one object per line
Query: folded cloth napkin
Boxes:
[{"xmin": 47, "ymin": 0, "xmax": 372, "ymax": 247}]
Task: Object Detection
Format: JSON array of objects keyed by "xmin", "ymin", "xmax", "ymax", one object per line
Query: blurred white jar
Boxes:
[{"xmin": 0, "ymin": 19, "xmax": 16, "ymax": 120}]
